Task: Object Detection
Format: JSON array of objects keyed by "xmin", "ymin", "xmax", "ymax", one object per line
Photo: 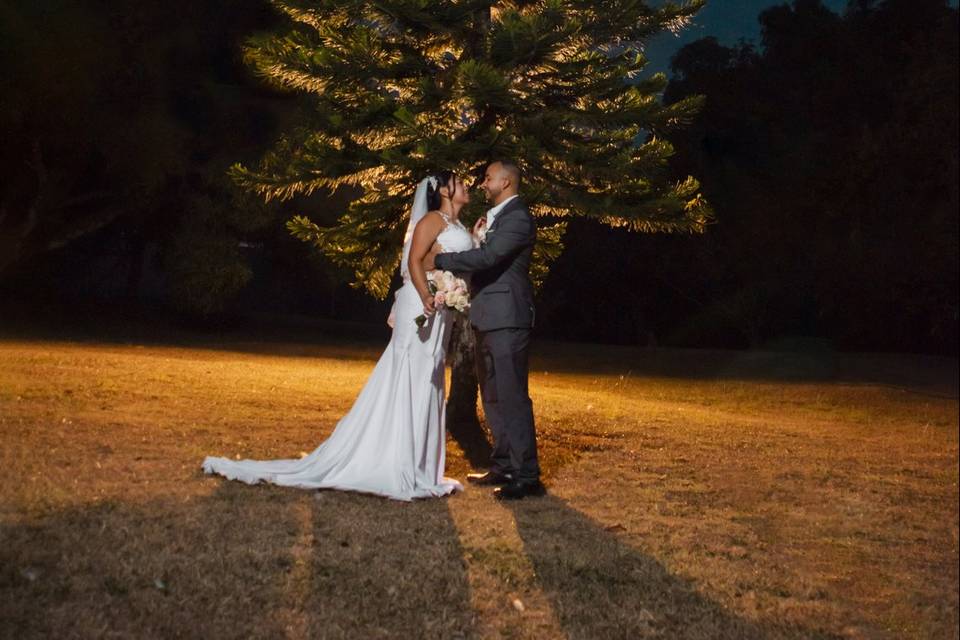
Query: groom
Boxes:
[{"xmin": 425, "ymin": 160, "xmax": 544, "ymax": 500}]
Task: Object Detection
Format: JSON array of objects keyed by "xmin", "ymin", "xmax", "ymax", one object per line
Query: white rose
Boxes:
[{"xmin": 443, "ymin": 271, "xmax": 457, "ymax": 290}]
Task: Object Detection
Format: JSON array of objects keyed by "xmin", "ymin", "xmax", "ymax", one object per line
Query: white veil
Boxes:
[
  {"xmin": 388, "ymin": 175, "xmax": 437, "ymax": 327},
  {"xmin": 399, "ymin": 175, "xmax": 438, "ymax": 280}
]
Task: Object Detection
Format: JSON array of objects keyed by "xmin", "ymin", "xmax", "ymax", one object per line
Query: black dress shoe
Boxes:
[
  {"xmin": 466, "ymin": 471, "xmax": 513, "ymax": 486},
  {"xmin": 493, "ymin": 480, "xmax": 547, "ymax": 500}
]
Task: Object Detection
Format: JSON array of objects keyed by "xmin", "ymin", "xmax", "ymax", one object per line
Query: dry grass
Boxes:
[{"xmin": 0, "ymin": 333, "xmax": 956, "ymax": 639}]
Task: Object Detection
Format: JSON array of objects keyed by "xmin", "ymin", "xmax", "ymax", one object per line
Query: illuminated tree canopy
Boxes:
[{"xmin": 231, "ymin": 0, "xmax": 712, "ymax": 298}]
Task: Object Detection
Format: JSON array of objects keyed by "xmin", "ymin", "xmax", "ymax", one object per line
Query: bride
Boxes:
[{"xmin": 202, "ymin": 172, "xmax": 477, "ymax": 500}]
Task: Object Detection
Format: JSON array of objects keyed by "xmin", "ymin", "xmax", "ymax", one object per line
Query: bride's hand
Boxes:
[
  {"xmin": 473, "ymin": 217, "xmax": 486, "ymax": 237},
  {"xmin": 421, "ymin": 293, "xmax": 436, "ymax": 317}
]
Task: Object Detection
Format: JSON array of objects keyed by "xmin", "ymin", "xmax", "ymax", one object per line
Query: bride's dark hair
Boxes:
[{"xmin": 426, "ymin": 170, "xmax": 456, "ymax": 211}]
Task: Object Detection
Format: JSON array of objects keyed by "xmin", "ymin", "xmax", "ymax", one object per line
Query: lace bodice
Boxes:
[{"xmin": 435, "ymin": 213, "xmax": 474, "ymax": 253}]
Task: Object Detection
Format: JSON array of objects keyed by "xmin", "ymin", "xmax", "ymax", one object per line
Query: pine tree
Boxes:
[{"xmin": 229, "ymin": 0, "xmax": 712, "ymax": 433}]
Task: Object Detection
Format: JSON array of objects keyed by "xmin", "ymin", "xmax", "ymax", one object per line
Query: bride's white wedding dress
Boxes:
[{"xmin": 202, "ymin": 212, "xmax": 474, "ymax": 501}]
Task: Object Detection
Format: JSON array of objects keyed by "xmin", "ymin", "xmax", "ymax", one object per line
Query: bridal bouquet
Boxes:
[{"xmin": 415, "ymin": 270, "xmax": 470, "ymax": 327}]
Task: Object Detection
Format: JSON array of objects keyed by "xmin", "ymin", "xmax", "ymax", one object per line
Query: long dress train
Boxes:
[{"xmin": 201, "ymin": 220, "xmax": 473, "ymax": 501}]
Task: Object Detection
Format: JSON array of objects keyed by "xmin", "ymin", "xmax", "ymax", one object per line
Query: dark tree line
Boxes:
[
  {"xmin": 537, "ymin": 0, "xmax": 958, "ymax": 354},
  {"xmin": 0, "ymin": 0, "xmax": 398, "ymax": 322},
  {"xmin": 1, "ymin": 0, "xmax": 957, "ymax": 356},
  {"xmin": 1, "ymin": 0, "xmax": 308, "ymax": 315}
]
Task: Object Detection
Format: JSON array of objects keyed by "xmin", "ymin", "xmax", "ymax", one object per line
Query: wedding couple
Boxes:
[{"xmin": 202, "ymin": 160, "xmax": 544, "ymax": 501}]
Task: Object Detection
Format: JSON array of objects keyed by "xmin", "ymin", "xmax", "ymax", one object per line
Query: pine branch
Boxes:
[{"xmin": 234, "ymin": 0, "xmax": 713, "ymax": 294}]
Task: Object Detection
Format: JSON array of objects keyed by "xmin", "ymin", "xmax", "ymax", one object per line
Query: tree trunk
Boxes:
[{"xmin": 445, "ymin": 311, "xmax": 492, "ymax": 468}]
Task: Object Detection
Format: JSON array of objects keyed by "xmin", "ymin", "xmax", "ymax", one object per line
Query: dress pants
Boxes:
[{"xmin": 475, "ymin": 327, "xmax": 540, "ymax": 481}]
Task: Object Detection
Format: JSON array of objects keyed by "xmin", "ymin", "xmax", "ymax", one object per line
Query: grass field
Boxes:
[{"xmin": 0, "ymin": 330, "xmax": 957, "ymax": 639}]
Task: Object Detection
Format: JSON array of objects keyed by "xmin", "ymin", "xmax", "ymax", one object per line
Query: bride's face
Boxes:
[{"xmin": 445, "ymin": 176, "xmax": 470, "ymax": 206}]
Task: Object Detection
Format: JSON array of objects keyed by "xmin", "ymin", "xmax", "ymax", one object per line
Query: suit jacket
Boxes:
[{"xmin": 434, "ymin": 197, "xmax": 536, "ymax": 331}]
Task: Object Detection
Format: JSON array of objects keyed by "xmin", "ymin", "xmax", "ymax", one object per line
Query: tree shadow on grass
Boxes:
[
  {"xmin": 504, "ymin": 495, "xmax": 842, "ymax": 640},
  {"xmin": 446, "ymin": 412, "xmax": 494, "ymax": 472},
  {"xmin": 0, "ymin": 484, "xmax": 302, "ymax": 639},
  {"xmin": 1, "ymin": 480, "xmax": 474, "ymax": 639},
  {"xmin": 305, "ymin": 488, "xmax": 474, "ymax": 638}
]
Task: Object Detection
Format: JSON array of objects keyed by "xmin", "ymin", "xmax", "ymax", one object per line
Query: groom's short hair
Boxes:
[{"xmin": 491, "ymin": 159, "xmax": 522, "ymax": 190}]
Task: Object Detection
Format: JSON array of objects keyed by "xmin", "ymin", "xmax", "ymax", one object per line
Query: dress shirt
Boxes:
[{"xmin": 486, "ymin": 194, "xmax": 519, "ymax": 228}]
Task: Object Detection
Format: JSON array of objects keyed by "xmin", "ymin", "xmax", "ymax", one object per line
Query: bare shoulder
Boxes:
[
  {"xmin": 423, "ymin": 210, "xmax": 450, "ymax": 226},
  {"xmin": 414, "ymin": 211, "xmax": 446, "ymax": 232}
]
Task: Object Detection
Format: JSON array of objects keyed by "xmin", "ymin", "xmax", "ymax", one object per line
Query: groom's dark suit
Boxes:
[{"xmin": 434, "ymin": 196, "xmax": 540, "ymax": 482}]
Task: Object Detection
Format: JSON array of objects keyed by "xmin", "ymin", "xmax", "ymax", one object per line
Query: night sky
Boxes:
[{"xmin": 644, "ymin": 0, "xmax": 855, "ymax": 75}]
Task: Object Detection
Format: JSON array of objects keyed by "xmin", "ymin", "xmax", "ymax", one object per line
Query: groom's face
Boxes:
[{"xmin": 481, "ymin": 163, "xmax": 507, "ymax": 204}]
